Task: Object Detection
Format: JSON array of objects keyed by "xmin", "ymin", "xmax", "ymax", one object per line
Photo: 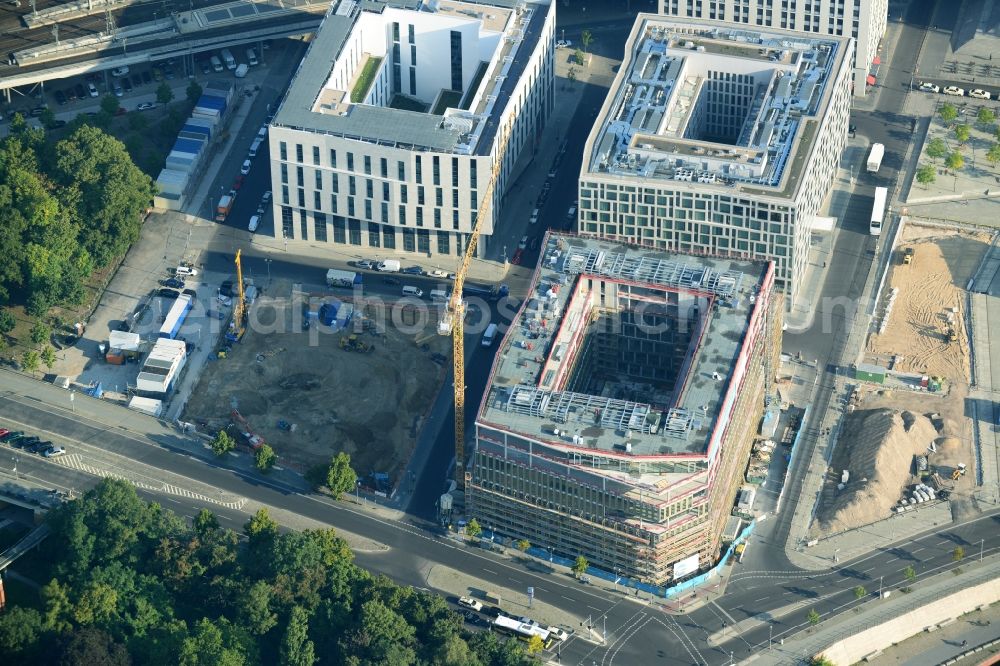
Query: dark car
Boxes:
[
  {"xmin": 131, "ymin": 74, "xmax": 142, "ymax": 88},
  {"xmin": 122, "ymin": 77, "xmax": 133, "ymax": 93},
  {"xmin": 1, "ymin": 430, "xmax": 24, "ymax": 442},
  {"xmin": 220, "ymin": 280, "xmax": 234, "ymax": 297},
  {"xmin": 158, "ymin": 288, "xmax": 180, "ymax": 299},
  {"xmin": 66, "ymin": 87, "xmax": 78, "ymax": 101},
  {"xmin": 355, "ymin": 260, "xmax": 375, "ymax": 270},
  {"xmin": 30, "ymin": 440, "xmax": 52, "ymax": 454},
  {"xmin": 50, "ymin": 119, "xmax": 67, "ymax": 129},
  {"xmin": 163, "ymin": 277, "xmax": 184, "ymax": 289},
  {"xmin": 29, "ymin": 106, "xmax": 46, "ymax": 117},
  {"xmin": 18, "ymin": 436, "xmax": 40, "ymax": 451},
  {"xmin": 182, "ymin": 288, "xmax": 197, "ymax": 297},
  {"xmin": 401, "ymin": 266, "xmax": 423, "ymax": 275},
  {"xmin": 74, "ymin": 83, "xmax": 86, "ymax": 99},
  {"xmin": 55, "ymin": 89, "xmax": 67, "ymax": 105},
  {"xmin": 141, "ymin": 70, "xmax": 152, "ymax": 85},
  {"xmin": 382, "ymin": 276, "xmax": 401, "ymax": 286}
]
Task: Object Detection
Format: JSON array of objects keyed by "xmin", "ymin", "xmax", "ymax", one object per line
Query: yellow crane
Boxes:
[
  {"xmin": 439, "ymin": 122, "xmax": 513, "ymax": 488},
  {"xmin": 232, "ymin": 249, "xmax": 247, "ymax": 340}
]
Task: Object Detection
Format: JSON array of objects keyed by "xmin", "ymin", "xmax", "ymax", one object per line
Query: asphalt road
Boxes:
[{"xmin": 4, "ymin": 389, "xmax": 1000, "ymax": 666}]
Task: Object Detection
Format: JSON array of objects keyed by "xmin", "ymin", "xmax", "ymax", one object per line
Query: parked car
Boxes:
[
  {"xmin": 918, "ymin": 82, "xmax": 940, "ymax": 93},
  {"xmin": 401, "ymin": 266, "xmax": 423, "ymax": 275},
  {"xmin": 518, "ymin": 235, "xmax": 528, "ymax": 250},
  {"xmin": 122, "ymin": 77, "xmax": 133, "ymax": 93},
  {"xmin": 163, "ymin": 277, "xmax": 185, "ymax": 288},
  {"xmin": 29, "ymin": 106, "xmax": 46, "ymax": 116},
  {"xmin": 158, "ymin": 288, "xmax": 180, "ymax": 299},
  {"xmin": 55, "ymin": 89, "xmax": 67, "ymax": 105},
  {"xmin": 75, "ymin": 83, "xmax": 86, "ymax": 99},
  {"xmin": 969, "ymin": 88, "xmax": 991, "ymax": 99},
  {"xmin": 556, "ymin": 39, "xmax": 572, "ymax": 48},
  {"xmin": 428, "ymin": 269, "xmax": 449, "ymax": 278},
  {"xmin": 200, "ymin": 60, "xmax": 212, "ymax": 75},
  {"xmin": 50, "ymin": 119, "xmax": 67, "ymax": 128},
  {"xmin": 136, "ymin": 102, "xmax": 156, "ymax": 111},
  {"xmin": 1, "ymin": 430, "xmax": 24, "ymax": 443},
  {"xmin": 0, "ymin": 428, "xmax": 9, "ymax": 440},
  {"xmin": 66, "ymin": 87, "xmax": 78, "ymax": 101},
  {"xmin": 42, "ymin": 445, "xmax": 66, "ymax": 458},
  {"xmin": 233, "ymin": 175, "xmax": 244, "ymax": 190},
  {"xmin": 943, "ymin": 85, "xmax": 965, "ymax": 96},
  {"xmin": 240, "ymin": 159, "xmax": 252, "ymax": 175},
  {"xmin": 27, "ymin": 439, "xmax": 48, "ymax": 453},
  {"xmin": 163, "ymin": 65, "xmax": 175, "ymax": 80},
  {"xmin": 382, "ymin": 276, "xmax": 401, "ymax": 285},
  {"xmin": 262, "ymin": 190, "xmax": 272, "ymax": 203},
  {"xmin": 111, "ymin": 65, "xmax": 129, "ymax": 77},
  {"xmin": 458, "ymin": 597, "xmax": 483, "ymax": 612},
  {"xmin": 511, "ymin": 249, "xmax": 523, "ymax": 265},
  {"xmin": 174, "ymin": 266, "xmax": 198, "ymax": 277},
  {"xmin": 220, "ymin": 280, "xmax": 234, "ymax": 297},
  {"xmin": 112, "ymin": 81, "xmax": 123, "ymax": 97},
  {"xmin": 355, "ymin": 260, "xmax": 375, "ymax": 270},
  {"xmin": 87, "ymin": 82, "xmax": 99, "ymax": 98}
]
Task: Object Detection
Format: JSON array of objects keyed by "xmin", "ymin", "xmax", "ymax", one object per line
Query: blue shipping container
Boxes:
[{"xmin": 173, "ymin": 138, "xmax": 204, "ymax": 155}]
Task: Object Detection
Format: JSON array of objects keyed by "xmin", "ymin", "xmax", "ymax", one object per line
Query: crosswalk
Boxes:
[{"xmin": 52, "ymin": 454, "xmax": 247, "ymax": 510}]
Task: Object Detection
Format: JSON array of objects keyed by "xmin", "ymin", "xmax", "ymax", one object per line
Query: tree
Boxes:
[
  {"xmin": 41, "ymin": 579, "xmax": 75, "ymax": 634},
  {"xmin": 516, "ymin": 539, "xmax": 530, "ymax": 553},
  {"xmin": 925, "ymin": 137, "xmax": 949, "ymax": 161},
  {"xmin": 254, "ymin": 444, "xmax": 277, "ymax": 472},
  {"xmin": 41, "ymin": 346, "xmax": 57, "ymax": 370},
  {"xmin": 21, "ymin": 349, "xmax": 40, "ymax": 376},
  {"xmin": 244, "ymin": 508, "xmax": 278, "ymax": 541},
  {"xmin": 179, "ymin": 617, "xmax": 250, "ymax": 666},
  {"xmin": 211, "ymin": 430, "xmax": 236, "ymax": 456},
  {"xmin": 806, "ymin": 608, "xmax": 821, "ymax": 625},
  {"xmin": 186, "ymin": 81, "xmax": 203, "ymax": 105},
  {"xmin": 0, "ymin": 606, "xmax": 44, "ymax": 660},
  {"xmin": 100, "ymin": 95, "xmax": 120, "ymax": 117},
  {"xmin": 465, "ymin": 518, "xmax": 482, "ymax": 540},
  {"xmin": 279, "ymin": 606, "xmax": 315, "ymax": 666},
  {"xmin": 916, "ymin": 164, "xmax": 937, "ymax": 187},
  {"xmin": 128, "ymin": 113, "xmax": 148, "ymax": 132},
  {"xmin": 241, "ymin": 580, "xmax": 278, "ymax": 636},
  {"xmin": 939, "ymin": 103, "xmax": 958, "ymax": 124},
  {"xmin": 40, "ymin": 107, "xmax": 56, "ymax": 129},
  {"xmin": 977, "ymin": 107, "xmax": 996, "ymax": 126},
  {"xmin": 567, "ymin": 66, "xmax": 577, "ymax": 89},
  {"xmin": 0, "ymin": 309, "xmax": 16, "ymax": 336},
  {"xmin": 945, "ymin": 151, "xmax": 965, "ymax": 172},
  {"xmin": 581, "ymin": 29, "xmax": 593, "ymax": 53},
  {"xmin": 573, "ymin": 48, "xmax": 585, "ymax": 66},
  {"xmin": 952, "ymin": 546, "xmax": 965, "ymax": 561},
  {"xmin": 572, "ymin": 555, "xmax": 589, "ymax": 578},
  {"xmin": 954, "ymin": 123, "xmax": 971, "ymax": 144},
  {"xmin": 526, "ymin": 634, "xmax": 545, "ymax": 654},
  {"xmin": 352, "ymin": 599, "xmax": 416, "ymax": 665},
  {"xmin": 326, "ymin": 451, "xmax": 357, "ymax": 499},
  {"xmin": 193, "ymin": 508, "xmax": 219, "ymax": 535},
  {"xmin": 986, "ymin": 142, "xmax": 1000, "ymax": 166},
  {"xmin": 853, "ymin": 585, "xmax": 867, "ymax": 600},
  {"xmin": 30, "ymin": 320, "xmax": 50, "ymax": 346},
  {"xmin": 156, "ymin": 83, "xmax": 174, "ymax": 107},
  {"xmin": 56, "ymin": 626, "xmax": 131, "ymax": 666},
  {"xmin": 904, "ymin": 565, "xmax": 916, "ymax": 583},
  {"xmin": 810, "ymin": 657, "xmax": 836, "ymax": 666}
]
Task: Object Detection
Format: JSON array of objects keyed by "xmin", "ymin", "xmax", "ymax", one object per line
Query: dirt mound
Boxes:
[{"xmin": 817, "ymin": 409, "xmax": 937, "ymax": 533}]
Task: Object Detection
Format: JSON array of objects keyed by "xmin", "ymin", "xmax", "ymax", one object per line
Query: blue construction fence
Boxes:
[{"xmin": 483, "ymin": 518, "xmax": 757, "ymax": 599}]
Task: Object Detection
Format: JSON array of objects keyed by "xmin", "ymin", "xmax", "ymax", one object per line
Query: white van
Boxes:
[
  {"xmin": 430, "ymin": 289, "xmax": 449, "ymax": 303},
  {"xmin": 210, "ymin": 55, "xmax": 224, "ymax": 72},
  {"xmin": 402, "ymin": 285, "xmax": 423, "ymax": 298},
  {"xmin": 248, "ymin": 215, "xmax": 259, "ymax": 232},
  {"xmin": 220, "ymin": 48, "xmax": 237, "ymax": 70},
  {"xmin": 529, "ymin": 208, "xmax": 540, "ymax": 224},
  {"xmin": 249, "ymin": 138, "xmax": 262, "ymax": 158},
  {"xmin": 246, "ymin": 47, "xmax": 259, "ymax": 66},
  {"xmin": 175, "ymin": 266, "xmax": 198, "ymax": 277},
  {"xmin": 482, "ymin": 323, "xmax": 498, "ymax": 346}
]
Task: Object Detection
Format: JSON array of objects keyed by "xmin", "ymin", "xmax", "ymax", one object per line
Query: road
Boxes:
[{"xmin": 4, "ymin": 373, "xmax": 1000, "ymax": 666}]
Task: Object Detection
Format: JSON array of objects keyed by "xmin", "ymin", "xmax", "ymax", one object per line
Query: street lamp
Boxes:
[
  {"xmin": 833, "ymin": 548, "xmax": 840, "ymax": 563},
  {"xmin": 356, "ymin": 479, "xmax": 361, "ymax": 503},
  {"xmin": 980, "ymin": 538, "xmax": 985, "ymax": 563},
  {"xmin": 264, "ymin": 258, "xmax": 272, "ymax": 287}
]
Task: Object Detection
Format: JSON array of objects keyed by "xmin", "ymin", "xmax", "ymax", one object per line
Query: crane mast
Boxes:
[{"xmin": 441, "ymin": 122, "xmax": 512, "ymax": 488}]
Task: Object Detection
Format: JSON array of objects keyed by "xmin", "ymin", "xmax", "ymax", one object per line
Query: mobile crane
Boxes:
[
  {"xmin": 228, "ymin": 249, "xmax": 248, "ymax": 342},
  {"xmin": 439, "ymin": 122, "xmax": 513, "ymax": 488}
]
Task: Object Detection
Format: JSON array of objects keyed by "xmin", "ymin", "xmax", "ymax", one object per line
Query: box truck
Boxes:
[{"xmin": 866, "ymin": 143, "xmax": 885, "ymax": 173}]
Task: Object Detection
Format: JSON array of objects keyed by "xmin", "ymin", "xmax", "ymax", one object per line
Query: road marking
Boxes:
[
  {"xmin": 508, "ymin": 577, "xmax": 522, "ymax": 583},
  {"xmin": 711, "ymin": 601, "xmax": 738, "ymax": 625},
  {"xmin": 483, "ymin": 568, "xmax": 498, "ymax": 575}
]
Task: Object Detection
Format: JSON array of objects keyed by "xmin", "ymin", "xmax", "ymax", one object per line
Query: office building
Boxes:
[
  {"xmin": 659, "ymin": 0, "xmax": 886, "ymax": 95},
  {"xmin": 468, "ymin": 232, "xmax": 781, "ymax": 586},
  {"xmin": 268, "ymin": 0, "xmax": 555, "ymax": 257},
  {"xmin": 577, "ymin": 16, "xmax": 852, "ymax": 306}
]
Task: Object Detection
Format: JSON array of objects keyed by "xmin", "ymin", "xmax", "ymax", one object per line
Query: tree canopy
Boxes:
[
  {"xmin": 0, "ymin": 479, "xmax": 539, "ymax": 666},
  {"xmin": 0, "ymin": 124, "xmax": 154, "ymax": 313}
]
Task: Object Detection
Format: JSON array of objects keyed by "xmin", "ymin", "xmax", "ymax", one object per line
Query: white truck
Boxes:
[
  {"xmin": 220, "ymin": 48, "xmax": 237, "ymax": 70},
  {"xmin": 866, "ymin": 143, "xmax": 885, "ymax": 173},
  {"xmin": 376, "ymin": 259, "xmax": 401, "ymax": 273},
  {"xmin": 326, "ymin": 269, "xmax": 362, "ymax": 288}
]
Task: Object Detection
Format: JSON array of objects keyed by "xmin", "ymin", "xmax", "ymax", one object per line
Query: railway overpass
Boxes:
[{"xmin": 0, "ymin": 0, "xmax": 335, "ymax": 101}]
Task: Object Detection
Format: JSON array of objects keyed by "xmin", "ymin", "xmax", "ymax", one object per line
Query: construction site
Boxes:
[
  {"xmin": 813, "ymin": 223, "xmax": 993, "ymax": 535},
  {"xmin": 183, "ymin": 277, "xmax": 451, "ymax": 485}
]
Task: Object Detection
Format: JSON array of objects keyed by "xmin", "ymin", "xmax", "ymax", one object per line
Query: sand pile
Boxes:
[{"xmin": 817, "ymin": 409, "xmax": 938, "ymax": 533}]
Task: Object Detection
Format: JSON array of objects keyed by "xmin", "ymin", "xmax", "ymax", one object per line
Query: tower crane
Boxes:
[
  {"xmin": 230, "ymin": 249, "xmax": 248, "ymax": 341},
  {"xmin": 439, "ymin": 122, "xmax": 513, "ymax": 488}
]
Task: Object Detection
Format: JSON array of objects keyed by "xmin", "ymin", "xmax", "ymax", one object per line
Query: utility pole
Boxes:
[
  {"xmin": 980, "ymin": 538, "xmax": 984, "ymax": 563},
  {"xmin": 879, "ymin": 575, "xmax": 883, "ymax": 597}
]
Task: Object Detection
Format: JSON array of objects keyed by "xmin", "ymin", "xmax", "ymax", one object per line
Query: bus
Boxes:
[
  {"xmin": 870, "ymin": 186, "xmax": 887, "ymax": 236},
  {"xmin": 491, "ymin": 615, "xmax": 554, "ymax": 648}
]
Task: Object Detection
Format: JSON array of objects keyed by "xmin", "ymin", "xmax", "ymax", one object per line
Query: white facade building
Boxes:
[
  {"xmin": 659, "ymin": 0, "xmax": 886, "ymax": 95},
  {"xmin": 578, "ymin": 16, "xmax": 853, "ymax": 307},
  {"xmin": 135, "ymin": 338, "xmax": 187, "ymax": 397},
  {"xmin": 269, "ymin": 0, "xmax": 555, "ymax": 258}
]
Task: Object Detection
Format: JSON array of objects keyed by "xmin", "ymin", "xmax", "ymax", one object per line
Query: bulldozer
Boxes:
[
  {"xmin": 946, "ymin": 326, "xmax": 958, "ymax": 343},
  {"xmin": 339, "ymin": 334, "xmax": 374, "ymax": 353},
  {"xmin": 951, "ymin": 463, "xmax": 967, "ymax": 481},
  {"xmin": 902, "ymin": 247, "xmax": 914, "ymax": 265}
]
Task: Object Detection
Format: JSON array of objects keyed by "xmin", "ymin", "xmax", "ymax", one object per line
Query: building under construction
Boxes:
[{"xmin": 468, "ymin": 232, "xmax": 781, "ymax": 586}]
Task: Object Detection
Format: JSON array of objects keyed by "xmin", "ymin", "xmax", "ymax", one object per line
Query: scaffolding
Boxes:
[
  {"xmin": 503, "ymin": 385, "xmax": 660, "ymax": 434},
  {"xmin": 558, "ymin": 247, "xmax": 745, "ymax": 301}
]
